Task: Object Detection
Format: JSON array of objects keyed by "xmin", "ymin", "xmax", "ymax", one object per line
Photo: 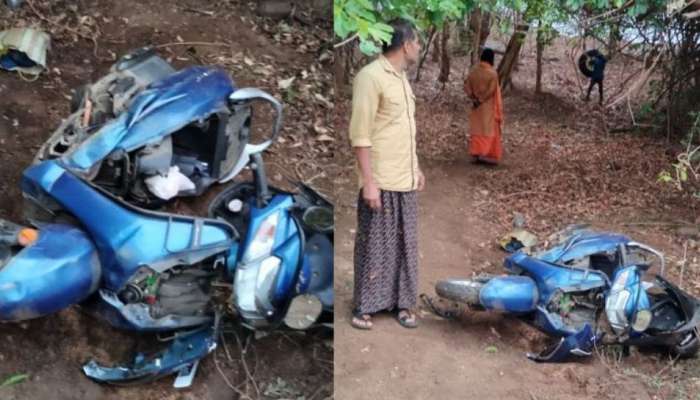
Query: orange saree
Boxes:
[{"xmin": 464, "ymin": 62, "xmax": 503, "ymax": 163}]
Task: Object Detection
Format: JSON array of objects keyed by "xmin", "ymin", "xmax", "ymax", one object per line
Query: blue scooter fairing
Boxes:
[
  {"xmin": 233, "ymin": 194, "xmax": 303, "ymax": 328},
  {"xmin": 0, "ymin": 224, "xmax": 101, "ymax": 320},
  {"xmin": 63, "ymin": 67, "xmax": 235, "ymax": 174},
  {"xmin": 22, "ymin": 160, "xmax": 235, "ymax": 292}
]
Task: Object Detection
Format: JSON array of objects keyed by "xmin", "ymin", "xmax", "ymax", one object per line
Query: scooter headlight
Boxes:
[
  {"xmin": 242, "ymin": 211, "xmax": 279, "ymax": 263},
  {"xmin": 631, "ymin": 309, "xmax": 652, "ymax": 332},
  {"xmin": 256, "ymin": 256, "xmax": 281, "ymax": 299}
]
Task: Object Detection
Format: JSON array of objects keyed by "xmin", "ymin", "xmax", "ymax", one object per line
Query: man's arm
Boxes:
[
  {"xmin": 354, "ymin": 147, "xmax": 381, "ymax": 208},
  {"xmin": 349, "ymin": 69, "xmax": 382, "ymax": 209}
]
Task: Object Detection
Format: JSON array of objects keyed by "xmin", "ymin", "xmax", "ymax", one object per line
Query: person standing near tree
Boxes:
[
  {"xmin": 464, "ymin": 48, "xmax": 504, "ymax": 165},
  {"xmin": 348, "ymin": 18, "xmax": 425, "ymax": 330},
  {"xmin": 585, "ymin": 50, "xmax": 607, "ymax": 105}
]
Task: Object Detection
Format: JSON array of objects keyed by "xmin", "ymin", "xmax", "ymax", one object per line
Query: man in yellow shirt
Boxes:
[{"xmin": 348, "ymin": 19, "xmax": 425, "ymax": 330}]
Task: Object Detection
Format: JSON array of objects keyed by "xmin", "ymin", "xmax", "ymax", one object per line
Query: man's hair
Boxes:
[
  {"xmin": 382, "ymin": 19, "xmax": 416, "ymax": 54},
  {"xmin": 481, "ymin": 48, "xmax": 495, "ymax": 65}
]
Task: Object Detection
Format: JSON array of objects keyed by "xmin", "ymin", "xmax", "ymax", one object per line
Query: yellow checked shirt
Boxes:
[{"xmin": 349, "ymin": 56, "xmax": 418, "ymax": 192}]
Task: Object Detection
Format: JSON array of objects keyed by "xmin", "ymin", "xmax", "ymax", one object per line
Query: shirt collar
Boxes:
[{"xmin": 379, "ymin": 55, "xmax": 403, "ymax": 78}]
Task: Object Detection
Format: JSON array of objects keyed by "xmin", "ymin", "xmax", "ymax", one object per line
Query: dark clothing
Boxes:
[
  {"xmin": 587, "ymin": 54, "xmax": 607, "ymax": 103},
  {"xmin": 587, "ymin": 79, "xmax": 604, "ymax": 104},
  {"xmin": 353, "ymin": 190, "xmax": 419, "ymax": 315},
  {"xmin": 590, "ymin": 55, "xmax": 607, "ymax": 82}
]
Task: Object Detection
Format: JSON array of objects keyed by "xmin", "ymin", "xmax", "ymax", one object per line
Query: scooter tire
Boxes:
[{"xmin": 435, "ymin": 279, "xmax": 486, "ymax": 306}]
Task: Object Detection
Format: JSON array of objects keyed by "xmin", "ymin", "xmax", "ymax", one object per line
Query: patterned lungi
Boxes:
[{"xmin": 353, "ymin": 190, "xmax": 418, "ymax": 315}]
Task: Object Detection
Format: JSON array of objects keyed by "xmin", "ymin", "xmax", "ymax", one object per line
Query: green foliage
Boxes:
[
  {"xmin": 659, "ymin": 112, "xmax": 700, "ymax": 198},
  {"xmin": 334, "ymin": 0, "xmax": 670, "ymax": 55},
  {"xmin": 334, "ymin": 0, "xmax": 472, "ymax": 55},
  {"xmin": 1, "ymin": 373, "xmax": 29, "ymax": 388}
]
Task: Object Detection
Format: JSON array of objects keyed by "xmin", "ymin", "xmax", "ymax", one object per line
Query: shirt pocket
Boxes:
[{"xmin": 381, "ymin": 90, "xmax": 407, "ymax": 120}]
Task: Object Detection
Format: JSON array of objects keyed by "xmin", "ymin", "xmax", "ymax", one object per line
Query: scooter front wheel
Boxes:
[{"xmin": 435, "ymin": 277, "xmax": 492, "ymax": 306}]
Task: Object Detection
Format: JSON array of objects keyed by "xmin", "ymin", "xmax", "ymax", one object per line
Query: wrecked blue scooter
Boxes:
[
  {"xmin": 426, "ymin": 226, "xmax": 700, "ymax": 362},
  {"xmin": 0, "ymin": 48, "xmax": 333, "ymax": 386}
]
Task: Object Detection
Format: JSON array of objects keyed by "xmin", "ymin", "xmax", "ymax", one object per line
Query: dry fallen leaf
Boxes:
[{"xmin": 278, "ymin": 77, "xmax": 295, "ymax": 90}]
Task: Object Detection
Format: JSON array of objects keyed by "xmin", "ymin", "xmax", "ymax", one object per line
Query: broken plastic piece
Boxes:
[
  {"xmin": 173, "ymin": 360, "xmax": 199, "ymax": 389},
  {"xmin": 144, "ymin": 166, "xmax": 196, "ymax": 200},
  {"xmin": 499, "ymin": 228, "xmax": 538, "ymax": 253},
  {"xmin": 82, "ymin": 320, "xmax": 218, "ymax": 385},
  {"xmin": 0, "ymin": 28, "xmax": 50, "ymax": 75},
  {"xmin": 526, "ymin": 324, "xmax": 598, "ymax": 362}
]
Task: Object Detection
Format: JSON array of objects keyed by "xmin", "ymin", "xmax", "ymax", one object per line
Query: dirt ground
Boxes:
[
  {"xmin": 333, "ymin": 35, "xmax": 700, "ymax": 400},
  {"xmin": 0, "ymin": 1, "xmax": 332, "ymax": 399}
]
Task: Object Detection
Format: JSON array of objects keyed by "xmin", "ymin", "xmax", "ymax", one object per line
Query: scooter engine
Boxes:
[{"xmin": 118, "ymin": 266, "xmax": 217, "ymax": 319}]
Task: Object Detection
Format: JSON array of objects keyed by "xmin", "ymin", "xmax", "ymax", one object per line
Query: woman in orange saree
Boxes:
[{"xmin": 464, "ymin": 48, "xmax": 503, "ymax": 164}]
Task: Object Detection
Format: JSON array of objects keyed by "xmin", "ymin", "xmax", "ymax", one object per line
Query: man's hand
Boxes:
[
  {"xmin": 362, "ymin": 181, "xmax": 381, "ymax": 210},
  {"xmin": 417, "ymin": 169, "xmax": 426, "ymax": 191}
]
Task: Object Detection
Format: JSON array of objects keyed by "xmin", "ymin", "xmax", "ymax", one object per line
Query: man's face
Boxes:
[{"xmin": 403, "ymin": 34, "xmax": 421, "ymax": 65}]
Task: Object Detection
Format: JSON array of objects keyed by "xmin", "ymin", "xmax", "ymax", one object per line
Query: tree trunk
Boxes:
[
  {"xmin": 497, "ymin": 23, "xmax": 529, "ymax": 90},
  {"xmin": 438, "ymin": 23, "xmax": 451, "ymax": 86},
  {"xmin": 607, "ymin": 23, "xmax": 621, "ymax": 57},
  {"xmin": 468, "ymin": 9, "xmax": 492, "ymax": 65},
  {"xmin": 334, "ymin": 47, "xmax": 347, "ymax": 96},
  {"xmin": 415, "ymin": 26, "xmax": 437, "ymax": 82},
  {"xmin": 432, "ymin": 29, "xmax": 441, "ymax": 63},
  {"xmin": 535, "ymin": 25, "xmax": 544, "ymax": 94},
  {"xmin": 471, "ymin": 8, "xmax": 482, "ymax": 66}
]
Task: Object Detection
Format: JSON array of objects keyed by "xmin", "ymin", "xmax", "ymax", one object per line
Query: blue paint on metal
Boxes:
[
  {"xmin": 22, "ymin": 160, "xmax": 234, "ymax": 290},
  {"xmin": 63, "ymin": 67, "xmax": 235, "ymax": 173},
  {"xmin": 528, "ymin": 324, "xmax": 597, "ymax": 362},
  {"xmin": 506, "ymin": 252, "xmax": 608, "ymax": 303},
  {"xmin": 83, "ymin": 322, "xmax": 217, "ymax": 384},
  {"xmin": 0, "ymin": 224, "xmax": 100, "ymax": 320},
  {"xmin": 612, "ymin": 265, "xmax": 651, "ymax": 336},
  {"xmin": 297, "ymin": 234, "xmax": 333, "ymax": 309},
  {"xmin": 479, "ymin": 276, "xmax": 539, "ymax": 312},
  {"xmin": 538, "ymin": 230, "xmax": 630, "ymax": 265}
]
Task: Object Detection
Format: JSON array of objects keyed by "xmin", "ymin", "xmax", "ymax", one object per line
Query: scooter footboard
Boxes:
[{"xmin": 0, "ymin": 224, "xmax": 101, "ymax": 321}]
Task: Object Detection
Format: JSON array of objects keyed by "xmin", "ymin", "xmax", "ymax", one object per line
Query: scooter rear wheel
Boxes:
[{"xmin": 435, "ymin": 277, "xmax": 491, "ymax": 306}]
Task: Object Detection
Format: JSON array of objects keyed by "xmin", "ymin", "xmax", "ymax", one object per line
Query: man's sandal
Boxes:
[
  {"xmin": 397, "ymin": 309, "xmax": 418, "ymax": 329},
  {"xmin": 351, "ymin": 314, "xmax": 373, "ymax": 330}
]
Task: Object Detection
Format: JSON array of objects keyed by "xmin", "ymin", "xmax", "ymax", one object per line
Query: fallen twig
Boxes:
[
  {"xmin": 182, "ymin": 7, "xmax": 215, "ymax": 16},
  {"xmin": 333, "ymin": 33, "xmax": 358, "ymax": 48},
  {"xmin": 214, "ymin": 353, "xmax": 253, "ymax": 400},
  {"xmin": 233, "ymin": 330, "xmax": 261, "ymax": 399},
  {"xmin": 154, "ymin": 41, "xmax": 233, "ymax": 49},
  {"xmin": 679, "ymin": 240, "xmax": 688, "ymax": 290},
  {"xmin": 26, "ymin": 0, "xmax": 99, "ymax": 56}
]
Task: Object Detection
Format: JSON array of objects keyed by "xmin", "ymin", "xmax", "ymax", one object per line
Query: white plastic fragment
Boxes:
[{"xmin": 144, "ymin": 166, "xmax": 195, "ymax": 200}]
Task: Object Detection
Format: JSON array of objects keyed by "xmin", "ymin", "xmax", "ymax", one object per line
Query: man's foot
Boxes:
[
  {"xmin": 397, "ymin": 309, "xmax": 418, "ymax": 328},
  {"xmin": 351, "ymin": 314, "xmax": 373, "ymax": 330}
]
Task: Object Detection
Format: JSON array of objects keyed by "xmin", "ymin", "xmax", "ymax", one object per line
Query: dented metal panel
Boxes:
[{"xmin": 0, "ymin": 224, "xmax": 100, "ymax": 321}]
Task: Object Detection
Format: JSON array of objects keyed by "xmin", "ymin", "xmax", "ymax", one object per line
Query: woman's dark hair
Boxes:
[
  {"xmin": 481, "ymin": 48, "xmax": 495, "ymax": 65},
  {"xmin": 382, "ymin": 19, "xmax": 416, "ymax": 54}
]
